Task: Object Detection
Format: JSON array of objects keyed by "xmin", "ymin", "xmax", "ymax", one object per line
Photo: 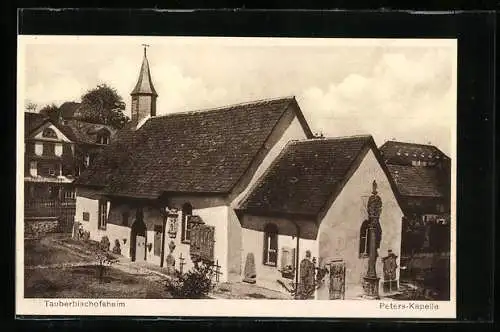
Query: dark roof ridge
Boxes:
[
  {"xmin": 147, "ymin": 95, "xmax": 296, "ymax": 120},
  {"xmin": 381, "ymin": 140, "xmax": 440, "ymax": 149},
  {"xmin": 290, "ymin": 134, "xmax": 374, "ymax": 144}
]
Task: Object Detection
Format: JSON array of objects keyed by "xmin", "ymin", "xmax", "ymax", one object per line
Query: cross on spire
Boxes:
[{"xmin": 142, "ymin": 43, "xmax": 150, "ymax": 56}]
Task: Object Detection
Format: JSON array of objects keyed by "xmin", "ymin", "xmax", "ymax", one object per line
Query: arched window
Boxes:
[
  {"xmin": 263, "ymin": 223, "xmax": 278, "ymax": 266},
  {"xmin": 181, "ymin": 203, "xmax": 193, "ymax": 243},
  {"xmin": 42, "ymin": 128, "xmax": 57, "ymax": 138}
]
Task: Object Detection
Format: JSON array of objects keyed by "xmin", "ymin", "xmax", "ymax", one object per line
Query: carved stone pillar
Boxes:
[{"xmin": 363, "ymin": 180, "xmax": 382, "ymax": 299}]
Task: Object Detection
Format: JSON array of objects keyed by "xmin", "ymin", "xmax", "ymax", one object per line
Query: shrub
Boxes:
[
  {"xmin": 100, "ymin": 236, "xmax": 111, "ymax": 251},
  {"xmin": 165, "ymin": 261, "xmax": 215, "ymax": 299},
  {"xmin": 112, "ymin": 239, "xmax": 121, "ymax": 255},
  {"xmin": 94, "ymin": 247, "xmax": 118, "ymax": 282}
]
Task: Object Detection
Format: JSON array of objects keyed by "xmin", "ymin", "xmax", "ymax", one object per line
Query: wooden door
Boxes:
[{"xmin": 136, "ymin": 235, "xmax": 146, "ymax": 262}]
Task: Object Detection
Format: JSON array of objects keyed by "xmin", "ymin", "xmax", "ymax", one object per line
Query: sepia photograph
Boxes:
[{"xmin": 17, "ymin": 35, "xmax": 456, "ymax": 317}]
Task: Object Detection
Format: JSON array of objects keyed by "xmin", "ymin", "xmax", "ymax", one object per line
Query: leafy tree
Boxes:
[
  {"xmin": 39, "ymin": 103, "xmax": 60, "ymax": 123},
  {"xmin": 25, "ymin": 101, "xmax": 38, "ymax": 112},
  {"xmin": 79, "ymin": 84, "xmax": 129, "ymax": 129}
]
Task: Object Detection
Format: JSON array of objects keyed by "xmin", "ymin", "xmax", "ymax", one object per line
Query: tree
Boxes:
[
  {"xmin": 39, "ymin": 103, "xmax": 60, "ymax": 123},
  {"xmin": 25, "ymin": 101, "xmax": 37, "ymax": 112},
  {"xmin": 79, "ymin": 84, "xmax": 129, "ymax": 129}
]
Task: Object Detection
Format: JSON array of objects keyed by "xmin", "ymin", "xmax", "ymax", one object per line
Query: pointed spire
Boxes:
[{"xmin": 131, "ymin": 44, "xmax": 158, "ymax": 97}]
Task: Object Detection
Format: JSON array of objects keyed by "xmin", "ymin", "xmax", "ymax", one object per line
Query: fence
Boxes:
[{"xmin": 24, "ymin": 198, "xmax": 76, "ymax": 233}]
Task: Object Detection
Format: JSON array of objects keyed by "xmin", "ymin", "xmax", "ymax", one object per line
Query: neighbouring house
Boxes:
[
  {"xmin": 24, "ymin": 111, "xmax": 117, "ymax": 234},
  {"xmin": 24, "ymin": 112, "xmax": 77, "ymax": 233},
  {"xmin": 74, "ymin": 49, "xmax": 315, "ymax": 283},
  {"xmin": 236, "ymin": 136, "xmax": 405, "ymax": 299},
  {"xmin": 378, "ymin": 141, "xmax": 451, "ymax": 256},
  {"xmin": 57, "ymin": 120, "xmax": 117, "ymax": 176}
]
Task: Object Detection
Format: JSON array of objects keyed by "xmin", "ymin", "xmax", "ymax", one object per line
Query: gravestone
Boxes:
[
  {"xmin": 243, "ymin": 253, "xmax": 256, "ymax": 284},
  {"xmin": 382, "ymin": 250, "xmax": 398, "ymax": 292},
  {"xmin": 166, "ymin": 254, "xmax": 176, "ymax": 276},
  {"xmin": 297, "ymin": 251, "xmax": 315, "ymax": 299}
]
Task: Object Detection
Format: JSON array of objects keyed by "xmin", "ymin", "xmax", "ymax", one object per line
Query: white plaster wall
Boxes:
[
  {"xmin": 33, "ymin": 124, "xmax": 72, "ymax": 142},
  {"xmin": 240, "ymin": 218, "xmax": 318, "ymax": 294},
  {"xmin": 316, "ymin": 149, "xmax": 404, "ymax": 299},
  {"xmin": 55, "ymin": 143, "xmax": 63, "ymax": 157},
  {"xmin": 227, "ymin": 208, "xmax": 242, "ymax": 281},
  {"xmin": 232, "ymin": 116, "xmax": 308, "ymax": 208}
]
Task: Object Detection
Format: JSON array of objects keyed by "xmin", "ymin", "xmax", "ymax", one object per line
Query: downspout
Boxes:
[
  {"xmin": 160, "ymin": 214, "xmax": 167, "ymax": 268},
  {"xmin": 292, "ymin": 220, "xmax": 300, "ymax": 298}
]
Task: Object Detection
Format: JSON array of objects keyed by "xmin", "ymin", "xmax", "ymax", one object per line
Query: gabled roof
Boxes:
[
  {"xmin": 57, "ymin": 120, "xmax": 117, "ymax": 145},
  {"xmin": 238, "ymin": 135, "xmax": 394, "ymax": 218},
  {"xmin": 75, "ymin": 97, "xmax": 313, "ymax": 199},
  {"xmin": 24, "ymin": 112, "xmax": 49, "ymax": 137},
  {"xmin": 130, "ymin": 52, "xmax": 157, "ymax": 96},
  {"xmin": 58, "ymin": 102, "xmax": 81, "ymax": 119},
  {"xmin": 386, "ymin": 164, "xmax": 448, "ymax": 198},
  {"xmin": 379, "ymin": 140, "xmax": 449, "ymax": 166}
]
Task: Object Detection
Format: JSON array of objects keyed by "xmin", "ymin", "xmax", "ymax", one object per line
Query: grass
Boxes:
[
  {"xmin": 24, "ymin": 234, "xmax": 171, "ymax": 299},
  {"xmin": 24, "ymin": 265, "xmax": 171, "ymax": 299},
  {"xmin": 24, "ymin": 238, "xmax": 93, "ymax": 266}
]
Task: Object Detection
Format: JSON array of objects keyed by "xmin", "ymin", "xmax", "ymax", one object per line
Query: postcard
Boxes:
[{"xmin": 17, "ymin": 35, "xmax": 456, "ymax": 318}]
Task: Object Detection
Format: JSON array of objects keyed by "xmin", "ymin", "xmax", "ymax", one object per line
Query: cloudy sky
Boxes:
[{"xmin": 18, "ymin": 36, "xmax": 456, "ymax": 155}]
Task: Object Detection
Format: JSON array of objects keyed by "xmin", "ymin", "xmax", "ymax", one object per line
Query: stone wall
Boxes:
[{"xmin": 25, "ymin": 217, "xmax": 59, "ymax": 238}]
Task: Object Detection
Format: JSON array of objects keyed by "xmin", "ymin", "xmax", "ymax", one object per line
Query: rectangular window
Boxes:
[
  {"xmin": 83, "ymin": 212, "xmax": 90, "ymax": 221},
  {"xmin": 154, "ymin": 225, "xmax": 163, "ymax": 256},
  {"xmin": 43, "ymin": 142, "xmax": 55, "ymax": 156},
  {"xmin": 263, "ymin": 224, "xmax": 278, "ymax": 267},
  {"xmin": 29, "ymin": 161, "xmax": 37, "ymax": 177},
  {"xmin": 98, "ymin": 200, "xmax": 107, "ymax": 230}
]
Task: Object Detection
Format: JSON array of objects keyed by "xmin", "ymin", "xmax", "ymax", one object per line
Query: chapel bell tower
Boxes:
[{"xmin": 130, "ymin": 44, "xmax": 158, "ymax": 127}]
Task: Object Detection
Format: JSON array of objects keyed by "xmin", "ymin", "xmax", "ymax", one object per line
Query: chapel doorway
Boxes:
[{"xmin": 130, "ymin": 208, "xmax": 147, "ymax": 262}]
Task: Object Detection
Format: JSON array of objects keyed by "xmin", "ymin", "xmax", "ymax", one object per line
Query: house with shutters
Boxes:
[
  {"xmin": 24, "ymin": 111, "xmax": 117, "ymax": 233},
  {"xmin": 236, "ymin": 136, "xmax": 405, "ymax": 298}
]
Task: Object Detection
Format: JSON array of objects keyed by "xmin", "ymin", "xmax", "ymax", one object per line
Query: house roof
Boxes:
[
  {"xmin": 379, "ymin": 140, "xmax": 449, "ymax": 166},
  {"xmin": 75, "ymin": 96, "xmax": 313, "ymax": 199},
  {"xmin": 57, "ymin": 120, "xmax": 117, "ymax": 145},
  {"xmin": 238, "ymin": 135, "xmax": 383, "ymax": 217},
  {"xmin": 58, "ymin": 102, "xmax": 81, "ymax": 119},
  {"xmin": 25, "ymin": 112, "xmax": 49, "ymax": 136},
  {"xmin": 130, "ymin": 51, "xmax": 157, "ymax": 96},
  {"xmin": 386, "ymin": 164, "xmax": 447, "ymax": 198}
]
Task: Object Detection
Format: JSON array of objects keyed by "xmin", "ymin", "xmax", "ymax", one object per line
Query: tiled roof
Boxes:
[
  {"xmin": 239, "ymin": 135, "xmax": 377, "ymax": 217},
  {"xmin": 57, "ymin": 120, "xmax": 117, "ymax": 145},
  {"xmin": 379, "ymin": 140, "xmax": 449, "ymax": 165},
  {"xmin": 386, "ymin": 164, "xmax": 447, "ymax": 198},
  {"xmin": 25, "ymin": 112, "xmax": 49, "ymax": 136},
  {"xmin": 75, "ymin": 97, "xmax": 311, "ymax": 199},
  {"xmin": 58, "ymin": 102, "xmax": 81, "ymax": 119}
]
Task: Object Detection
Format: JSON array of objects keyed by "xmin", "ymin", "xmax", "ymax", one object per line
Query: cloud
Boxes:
[{"xmin": 297, "ymin": 49, "xmax": 454, "ymax": 154}]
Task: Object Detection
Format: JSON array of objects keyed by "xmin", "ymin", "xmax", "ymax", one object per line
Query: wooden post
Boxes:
[
  {"xmin": 293, "ymin": 221, "xmax": 300, "ymax": 298},
  {"xmin": 160, "ymin": 216, "xmax": 166, "ymax": 268}
]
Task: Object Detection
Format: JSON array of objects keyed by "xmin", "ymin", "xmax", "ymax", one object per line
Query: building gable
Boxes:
[{"xmin": 29, "ymin": 122, "xmax": 73, "ymax": 143}]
